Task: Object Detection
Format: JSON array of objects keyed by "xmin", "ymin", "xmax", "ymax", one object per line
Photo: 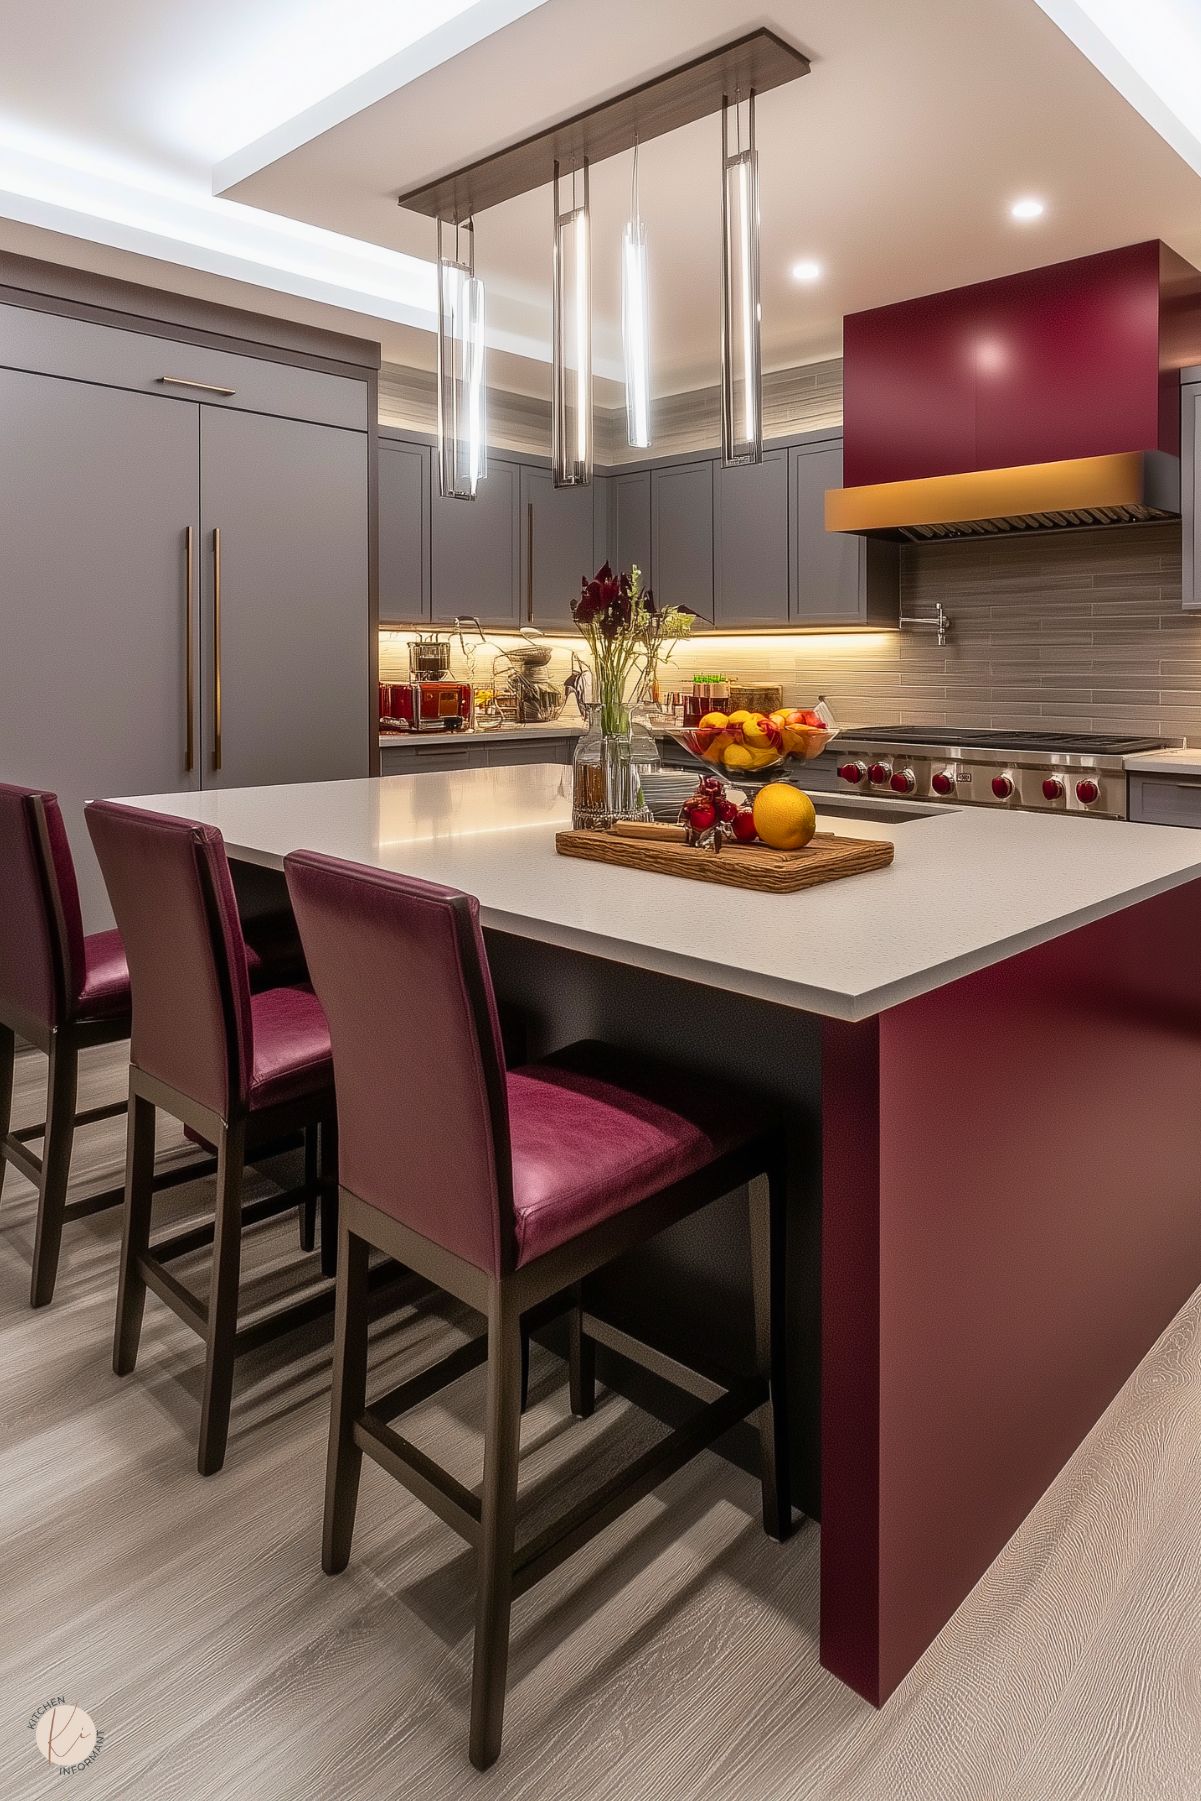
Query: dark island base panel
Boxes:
[
  {"xmin": 821, "ymin": 876, "xmax": 1201, "ymax": 1706},
  {"xmin": 483, "ymin": 930, "xmax": 825, "ymax": 1521}
]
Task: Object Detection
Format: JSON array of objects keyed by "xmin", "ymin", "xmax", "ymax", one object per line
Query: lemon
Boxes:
[
  {"xmin": 726, "ymin": 709, "xmax": 754, "ymax": 727},
  {"xmin": 744, "ymin": 746, "xmax": 779, "ymax": 769},
  {"xmin": 742, "ymin": 713, "xmax": 774, "ymax": 748},
  {"xmin": 721, "ymin": 742, "xmax": 755, "ymax": 769},
  {"xmin": 698, "ymin": 710, "xmax": 729, "ymax": 732},
  {"xmin": 752, "ymin": 783, "xmax": 817, "ymax": 850}
]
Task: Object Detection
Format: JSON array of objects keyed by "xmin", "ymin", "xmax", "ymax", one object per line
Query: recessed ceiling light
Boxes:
[
  {"xmin": 1010, "ymin": 197, "xmax": 1046, "ymax": 221},
  {"xmin": 791, "ymin": 258, "xmax": 823, "ymax": 282}
]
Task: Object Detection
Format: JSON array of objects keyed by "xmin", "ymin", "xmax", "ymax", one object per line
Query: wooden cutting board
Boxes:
[{"xmin": 554, "ymin": 828, "xmax": 894, "ymax": 893}]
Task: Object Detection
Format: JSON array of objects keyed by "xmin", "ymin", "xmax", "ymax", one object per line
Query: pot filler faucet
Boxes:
[{"xmin": 898, "ymin": 601, "xmax": 952, "ymax": 647}]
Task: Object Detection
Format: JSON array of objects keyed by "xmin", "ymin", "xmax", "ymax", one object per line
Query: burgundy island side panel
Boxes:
[{"xmin": 820, "ymin": 877, "xmax": 1201, "ymax": 1704}]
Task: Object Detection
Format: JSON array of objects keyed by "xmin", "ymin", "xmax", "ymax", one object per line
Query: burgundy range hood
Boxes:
[{"xmin": 827, "ymin": 240, "xmax": 1201, "ymax": 541}]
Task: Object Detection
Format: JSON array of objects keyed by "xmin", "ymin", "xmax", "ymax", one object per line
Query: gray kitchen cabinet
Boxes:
[
  {"xmin": 1127, "ymin": 771, "xmax": 1201, "ymax": 826},
  {"xmin": 380, "ymin": 734, "xmax": 576, "ymax": 775},
  {"xmin": 521, "ymin": 465, "xmax": 605, "ymax": 626},
  {"xmin": 199, "ymin": 408, "xmax": 370, "ymax": 791},
  {"xmin": 1183, "ymin": 378, "xmax": 1200, "ymax": 610},
  {"xmin": 651, "ymin": 461, "xmax": 714, "ymax": 617},
  {"xmin": 379, "ymin": 437, "xmax": 430, "ymax": 622},
  {"xmin": 790, "ymin": 438, "xmax": 898, "ymax": 626},
  {"xmin": 611, "ymin": 470, "xmax": 653, "ymax": 588},
  {"xmin": 0, "ymin": 301, "xmax": 369, "ymax": 432},
  {"xmin": 431, "ymin": 456, "xmax": 522, "ymax": 627},
  {"xmin": 714, "ymin": 449, "xmax": 790, "ymax": 626},
  {"xmin": 0, "ymin": 366, "xmax": 201, "ymax": 927}
]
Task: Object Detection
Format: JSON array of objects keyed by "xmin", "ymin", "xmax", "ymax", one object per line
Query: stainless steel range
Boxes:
[{"xmin": 832, "ymin": 727, "xmax": 1178, "ymax": 820}]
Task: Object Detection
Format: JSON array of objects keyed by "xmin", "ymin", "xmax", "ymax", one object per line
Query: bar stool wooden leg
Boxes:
[
  {"xmin": 323, "ymin": 1219, "xmax": 370, "ymax": 1574},
  {"xmin": 0, "ymin": 1024, "xmax": 14, "ymax": 1209},
  {"xmin": 318, "ymin": 1117, "xmax": 338, "ymax": 1281},
  {"xmin": 113, "ymin": 1089, "xmax": 157, "ymax": 1375},
  {"xmin": 749, "ymin": 1165, "xmax": 791, "ymax": 1543},
  {"xmin": 470, "ymin": 1282, "xmax": 523, "ymax": 1771},
  {"xmin": 568, "ymin": 1283, "xmax": 596, "ymax": 1419},
  {"xmin": 30, "ymin": 1032, "xmax": 78, "ymax": 1308},
  {"xmin": 198, "ymin": 1120, "xmax": 247, "ymax": 1477},
  {"xmin": 299, "ymin": 1124, "xmax": 318, "ymax": 1252}
]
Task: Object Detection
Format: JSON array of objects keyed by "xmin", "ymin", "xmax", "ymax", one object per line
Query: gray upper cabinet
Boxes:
[
  {"xmin": 651, "ymin": 461, "xmax": 715, "ymax": 618},
  {"xmin": 431, "ymin": 456, "xmax": 522, "ymax": 627},
  {"xmin": 714, "ymin": 449, "xmax": 790, "ymax": 626},
  {"xmin": 0, "ymin": 302, "xmax": 368, "ymax": 431},
  {"xmin": 521, "ymin": 465, "xmax": 601, "ymax": 626},
  {"xmin": 199, "ymin": 408, "xmax": 370, "ymax": 791},
  {"xmin": 1183, "ymin": 378, "xmax": 1200, "ymax": 610},
  {"xmin": 0, "ymin": 366, "xmax": 202, "ymax": 927},
  {"xmin": 379, "ymin": 438, "xmax": 430, "ymax": 623},
  {"xmin": 790, "ymin": 438, "xmax": 898, "ymax": 626},
  {"xmin": 612, "ymin": 470, "xmax": 653, "ymax": 588}
]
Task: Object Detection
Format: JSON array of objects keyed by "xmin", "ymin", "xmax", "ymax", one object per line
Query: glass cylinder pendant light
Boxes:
[
  {"xmin": 436, "ymin": 217, "xmax": 488, "ymax": 500},
  {"xmin": 720, "ymin": 92, "xmax": 762, "ymax": 467},
  {"xmin": 622, "ymin": 141, "xmax": 652, "ymax": 450},
  {"xmin": 552, "ymin": 159, "xmax": 593, "ymax": 487}
]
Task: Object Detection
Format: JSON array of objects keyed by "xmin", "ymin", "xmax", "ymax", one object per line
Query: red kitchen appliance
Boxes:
[{"xmin": 379, "ymin": 680, "xmax": 472, "ymax": 734}]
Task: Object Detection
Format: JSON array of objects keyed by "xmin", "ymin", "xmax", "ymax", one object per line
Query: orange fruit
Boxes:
[{"xmin": 752, "ymin": 784, "xmax": 817, "ymax": 851}]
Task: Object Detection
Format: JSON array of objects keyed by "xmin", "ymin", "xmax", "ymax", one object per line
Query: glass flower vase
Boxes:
[{"xmin": 571, "ymin": 702, "xmax": 656, "ymax": 830}]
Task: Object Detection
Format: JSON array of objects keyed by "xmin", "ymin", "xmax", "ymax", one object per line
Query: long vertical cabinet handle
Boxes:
[
  {"xmin": 184, "ymin": 525, "xmax": 195, "ymax": 773},
  {"xmin": 526, "ymin": 501, "xmax": 534, "ymax": 623},
  {"xmin": 212, "ymin": 527, "xmax": 223, "ymax": 773}
]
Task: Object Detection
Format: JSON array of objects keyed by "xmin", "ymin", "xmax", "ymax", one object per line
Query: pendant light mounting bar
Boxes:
[{"xmin": 396, "ymin": 29, "xmax": 809, "ymax": 222}]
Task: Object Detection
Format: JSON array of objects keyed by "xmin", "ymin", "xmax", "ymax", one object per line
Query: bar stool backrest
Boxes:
[
  {"xmin": 285, "ymin": 850, "xmax": 516, "ymax": 1277},
  {"xmin": 0, "ymin": 783, "xmax": 85, "ymax": 1032},
  {"xmin": 86, "ymin": 802, "xmax": 253, "ymax": 1119}
]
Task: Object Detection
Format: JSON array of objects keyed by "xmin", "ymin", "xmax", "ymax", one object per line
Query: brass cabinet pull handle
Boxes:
[
  {"xmin": 526, "ymin": 501, "xmax": 534, "ymax": 623},
  {"xmin": 212, "ymin": 527, "xmax": 223, "ymax": 772},
  {"xmin": 158, "ymin": 375, "xmax": 237, "ymax": 397},
  {"xmin": 184, "ymin": 525, "xmax": 195, "ymax": 773}
]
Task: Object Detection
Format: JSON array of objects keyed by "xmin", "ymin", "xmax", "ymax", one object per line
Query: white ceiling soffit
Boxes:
[
  {"xmin": 1033, "ymin": 0, "xmax": 1201, "ymax": 179},
  {"xmin": 217, "ymin": 0, "xmax": 1201, "ymax": 391},
  {"xmin": 212, "ymin": 0, "xmax": 555, "ymax": 194},
  {"xmin": 0, "ymin": 0, "xmax": 553, "ymax": 361}
]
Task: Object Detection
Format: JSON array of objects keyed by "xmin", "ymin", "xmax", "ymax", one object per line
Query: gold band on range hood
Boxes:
[{"xmin": 825, "ymin": 450, "xmax": 1180, "ymax": 541}]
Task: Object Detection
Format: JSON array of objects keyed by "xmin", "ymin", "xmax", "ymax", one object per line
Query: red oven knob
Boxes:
[
  {"xmin": 991, "ymin": 774, "xmax": 1014, "ymax": 800},
  {"xmin": 837, "ymin": 761, "xmax": 867, "ymax": 785},
  {"xmin": 1076, "ymin": 778, "xmax": 1100, "ymax": 806},
  {"xmin": 931, "ymin": 770, "xmax": 955, "ymax": 796},
  {"xmin": 868, "ymin": 762, "xmax": 891, "ymax": 785},
  {"xmin": 1042, "ymin": 777, "xmax": 1064, "ymax": 801},
  {"xmin": 890, "ymin": 769, "xmax": 916, "ymax": 795}
]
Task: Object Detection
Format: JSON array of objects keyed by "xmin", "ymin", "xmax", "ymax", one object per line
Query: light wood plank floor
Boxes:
[{"xmin": 1, "ymin": 1039, "xmax": 1199, "ymax": 1800}]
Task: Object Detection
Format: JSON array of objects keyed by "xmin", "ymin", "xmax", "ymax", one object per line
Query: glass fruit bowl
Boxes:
[{"xmin": 667, "ymin": 706, "xmax": 838, "ymax": 777}]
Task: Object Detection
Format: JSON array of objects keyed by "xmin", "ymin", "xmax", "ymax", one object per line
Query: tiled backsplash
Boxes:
[{"xmin": 382, "ymin": 521, "xmax": 1199, "ymax": 740}]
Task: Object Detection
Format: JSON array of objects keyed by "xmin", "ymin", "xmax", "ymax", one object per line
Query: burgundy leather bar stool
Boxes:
[
  {"xmin": 286, "ymin": 851, "xmax": 790, "ymax": 1770},
  {"xmin": 87, "ymin": 801, "xmax": 340, "ymax": 1476},
  {"xmin": 0, "ymin": 783, "xmax": 228, "ymax": 1308}
]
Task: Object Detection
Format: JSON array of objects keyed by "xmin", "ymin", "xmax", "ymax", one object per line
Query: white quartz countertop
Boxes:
[
  {"xmin": 1124, "ymin": 746, "xmax": 1201, "ymax": 776},
  {"xmin": 380, "ymin": 721, "xmax": 584, "ymax": 748},
  {"xmin": 112, "ymin": 766, "xmax": 1201, "ymax": 1022}
]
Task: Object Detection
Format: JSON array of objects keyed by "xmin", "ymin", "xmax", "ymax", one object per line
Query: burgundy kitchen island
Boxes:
[{"xmin": 112, "ymin": 765, "xmax": 1201, "ymax": 1708}]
